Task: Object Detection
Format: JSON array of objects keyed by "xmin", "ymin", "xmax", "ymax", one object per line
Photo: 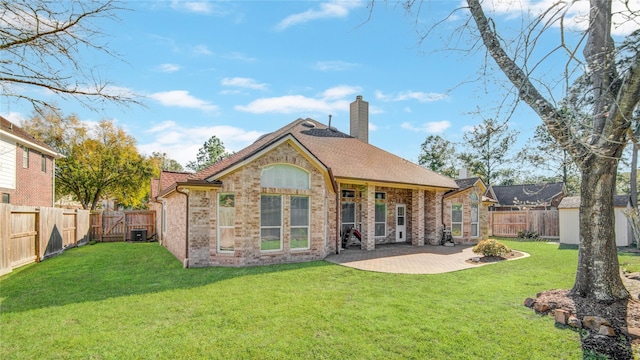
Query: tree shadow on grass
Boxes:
[{"xmin": 0, "ymin": 242, "xmax": 335, "ymax": 314}]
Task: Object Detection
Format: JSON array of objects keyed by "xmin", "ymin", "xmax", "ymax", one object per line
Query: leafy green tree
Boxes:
[
  {"xmin": 186, "ymin": 136, "xmax": 230, "ymax": 172},
  {"xmin": 150, "ymin": 152, "xmax": 184, "ymax": 173},
  {"xmin": 23, "ymin": 112, "xmax": 153, "ymax": 209},
  {"xmin": 458, "ymin": 118, "xmax": 518, "ymax": 186},
  {"xmin": 418, "ymin": 135, "xmax": 458, "ymax": 178}
]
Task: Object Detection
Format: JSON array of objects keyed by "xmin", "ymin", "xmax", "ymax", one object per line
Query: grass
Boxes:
[
  {"xmin": 0, "ymin": 240, "xmax": 609, "ymax": 359},
  {"xmin": 619, "ymin": 250, "xmax": 640, "ymax": 273}
]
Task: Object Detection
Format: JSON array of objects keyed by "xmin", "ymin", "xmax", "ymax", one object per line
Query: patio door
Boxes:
[{"xmin": 396, "ymin": 204, "xmax": 406, "ymax": 242}]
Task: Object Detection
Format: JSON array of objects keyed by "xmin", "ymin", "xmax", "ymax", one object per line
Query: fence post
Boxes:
[{"xmin": 0, "ymin": 204, "xmax": 11, "ymax": 276}]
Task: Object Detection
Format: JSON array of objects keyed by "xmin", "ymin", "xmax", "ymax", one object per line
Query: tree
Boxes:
[
  {"xmin": 418, "ymin": 135, "xmax": 458, "ymax": 178},
  {"xmin": 0, "ymin": 0, "xmax": 137, "ymax": 113},
  {"xmin": 186, "ymin": 136, "xmax": 230, "ymax": 172},
  {"xmin": 461, "ymin": 0, "xmax": 639, "ymax": 301},
  {"xmin": 458, "ymin": 118, "xmax": 518, "ymax": 186},
  {"xmin": 518, "ymin": 124, "xmax": 580, "ymax": 195},
  {"xmin": 150, "ymin": 152, "xmax": 184, "ymax": 173},
  {"xmin": 22, "ymin": 112, "xmax": 153, "ymax": 210}
]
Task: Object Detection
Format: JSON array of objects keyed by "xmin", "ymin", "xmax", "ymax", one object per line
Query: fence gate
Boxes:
[{"xmin": 90, "ymin": 211, "xmax": 156, "ymax": 242}]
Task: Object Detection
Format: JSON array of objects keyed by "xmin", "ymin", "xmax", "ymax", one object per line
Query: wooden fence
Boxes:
[
  {"xmin": 89, "ymin": 210, "xmax": 156, "ymax": 242},
  {"xmin": 0, "ymin": 204, "xmax": 90, "ymax": 276},
  {"xmin": 489, "ymin": 209, "xmax": 559, "ymax": 238}
]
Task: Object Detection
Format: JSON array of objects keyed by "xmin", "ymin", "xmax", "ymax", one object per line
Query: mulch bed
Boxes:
[{"xmin": 465, "ymin": 250, "xmax": 525, "ymax": 264}]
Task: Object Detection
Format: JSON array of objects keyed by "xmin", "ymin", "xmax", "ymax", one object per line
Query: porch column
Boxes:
[
  {"xmin": 425, "ymin": 190, "xmax": 445, "ymax": 245},
  {"xmin": 363, "ymin": 184, "xmax": 376, "ymax": 250},
  {"xmin": 411, "ymin": 189, "xmax": 425, "ymax": 246}
]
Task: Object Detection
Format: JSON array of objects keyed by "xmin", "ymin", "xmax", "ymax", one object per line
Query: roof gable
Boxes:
[
  {"xmin": 0, "ymin": 116, "xmax": 61, "ymax": 157},
  {"xmin": 193, "ymin": 118, "xmax": 458, "ymax": 190}
]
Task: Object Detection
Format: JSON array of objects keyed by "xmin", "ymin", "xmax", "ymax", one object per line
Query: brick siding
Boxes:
[{"xmin": 0, "ymin": 146, "xmax": 55, "ymax": 207}]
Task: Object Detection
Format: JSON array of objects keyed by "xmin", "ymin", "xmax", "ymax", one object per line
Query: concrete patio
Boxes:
[{"xmin": 325, "ymin": 243, "xmax": 514, "ymax": 274}]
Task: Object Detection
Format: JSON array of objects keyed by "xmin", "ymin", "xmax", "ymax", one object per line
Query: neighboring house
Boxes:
[
  {"xmin": 443, "ymin": 177, "xmax": 494, "ymax": 243},
  {"xmin": 559, "ymin": 195, "xmax": 633, "ymax": 247},
  {"xmin": 486, "ymin": 182, "xmax": 566, "ymax": 211},
  {"xmin": 152, "ymin": 96, "xmax": 458, "ymax": 267},
  {"xmin": 0, "ymin": 117, "xmax": 62, "ymax": 207}
]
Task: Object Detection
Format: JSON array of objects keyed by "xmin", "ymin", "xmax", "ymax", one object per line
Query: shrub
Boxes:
[
  {"xmin": 473, "ymin": 239, "xmax": 511, "ymax": 257},
  {"xmin": 518, "ymin": 230, "xmax": 538, "ymax": 239}
]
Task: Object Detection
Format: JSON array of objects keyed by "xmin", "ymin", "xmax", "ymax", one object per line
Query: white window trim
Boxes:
[
  {"xmin": 451, "ymin": 203, "xmax": 463, "ymax": 238},
  {"xmin": 260, "ymin": 194, "xmax": 283, "ymax": 252},
  {"xmin": 217, "ymin": 193, "xmax": 235, "ymax": 253},
  {"xmin": 471, "ymin": 203, "xmax": 479, "ymax": 238},
  {"xmin": 375, "ymin": 198, "xmax": 386, "ymax": 238},
  {"xmin": 290, "ymin": 196, "xmax": 310, "ymax": 250},
  {"xmin": 260, "ymin": 164, "xmax": 310, "ymax": 190}
]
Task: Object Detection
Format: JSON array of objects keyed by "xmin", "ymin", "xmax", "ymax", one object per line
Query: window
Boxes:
[
  {"xmin": 22, "ymin": 147, "xmax": 29, "ymax": 168},
  {"xmin": 261, "ymin": 195, "xmax": 282, "ymax": 251},
  {"xmin": 261, "ymin": 164, "xmax": 309, "ymax": 189},
  {"xmin": 341, "ymin": 202, "xmax": 355, "ymax": 234},
  {"xmin": 41, "ymin": 154, "xmax": 46, "ymax": 173},
  {"xmin": 471, "ymin": 203, "xmax": 479, "ymax": 237},
  {"xmin": 290, "ymin": 196, "xmax": 310, "ymax": 249},
  {"xmin": 375, "ymin": 202, "xmax": 386, "ymax": 237},
  {"xmin": 218, "ymin": 194, "xmax": 235, "ymax": 252},
  {"xmin": 1, "ymin": 193, "xmax": 9, "ymax": 204},
  {"xmin": 341, "ymin": 189, "xmax": 355, "ymax": 198},
  {"xmin": 451, "ymin": 203, "xmax": 463, "ymax": 237},
  {"xmin": 470, "ymin": 192, "xmax": 479, "ymax": 238},
  {"xmin": 374, "ymin": 192, "xmax": 386, "ymax": 200}
]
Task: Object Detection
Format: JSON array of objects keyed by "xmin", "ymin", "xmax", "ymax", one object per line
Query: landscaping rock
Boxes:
[
  {"xmin": 598, "ymin": 325, "xmax": 616, "ymax": 337},
  {"xmin": 583, "ymin": 316, "xmax": 611, "ymax": 331},
  {"xmin": 524, "ymin": 298, "xmax": 535, "ymax": 308},
  {"xmin": 554, "ymin": 309, "xmax": 570, "ymax": 325},
  {"xmin": 533, "ymin": 302, "xmax": 549, "ymax": 313},
  {"xmin": 568, "ymin": 316, "xmax": 582, "ymax": 329},
  {"xmin": 620, "ymin": 327, "xmax": 640, "ymax": 339}
]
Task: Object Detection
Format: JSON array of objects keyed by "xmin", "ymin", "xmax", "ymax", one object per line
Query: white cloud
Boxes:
[
  {"xmin": 461, "ymin": 125, "xmax": 476, "ymax": 132},
  {"xmin": 401, "ymin": 121, "xmax": 451, "ymax": 133},
  {"xmin": 315, "ymin": 60, "xmax": 359, "ymax": 71},
  {"xmin": 156, "ymin": 63, "xmax": 181, "ymax": 73},
  {"xmin": 222, "ymin": 52, "xmax": 257, "ymax": 62},
  {"xmin": 369, "ymin": 122, "xmax": 378, "ymax": 131},
  {"xmin": 2, "ymin": 112, "xmax": 27, "ymax": 125},
  {"xmin": 139, "ymin": 120, "xmax": 264, "ymax": 166},
  {"xmin": 221, "ymin": 77, "xmax": 268, "ymax": 90},
  {"xmin": 170, "ymin": 1, "xmax": 225, "ymax": 14},
  {"xmin": 275, "ymin": 1, "xmax": 362, "ymax": 31},
  {"xmin": 321, "ymin": 85, "xmax": 361, "ymax": 99},
  {"xmin": 149, "ymin": 90, "xmax": 219, "ymax": 112},
  {"xmin": 193, "ymin": 44, "xmax": 214, "ymax": 56},
  {"xmin": 376, "ymin": 90, "xmax": 448, "ymax": 103},
  {"xmin": 235, "ymin": 85, "xmax": 361, "ymax": 114}
]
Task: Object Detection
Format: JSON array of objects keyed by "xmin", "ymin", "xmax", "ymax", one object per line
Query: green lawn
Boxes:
[{"xmin": 1, "ymin": 240, "xmax": 593, "ymax": 359}]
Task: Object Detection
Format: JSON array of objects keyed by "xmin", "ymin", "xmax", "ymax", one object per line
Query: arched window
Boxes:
[
  {"xmin": 470, "ymin": 192, "xmax": 479, "ymax": 202},
  {"xmin": 261, "ymin": 164, "xmax": 310, "ymax": 190}
]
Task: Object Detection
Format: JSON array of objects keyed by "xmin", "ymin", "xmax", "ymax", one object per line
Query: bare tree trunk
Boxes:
[{"xmin": 571, "ymin": 157, "xmax": 629, "ymax": 301}]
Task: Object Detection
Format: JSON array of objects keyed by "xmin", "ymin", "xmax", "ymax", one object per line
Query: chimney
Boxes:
[{"xmin": 350, "ymin": 95, "xmax": 368, "ymax": 143}]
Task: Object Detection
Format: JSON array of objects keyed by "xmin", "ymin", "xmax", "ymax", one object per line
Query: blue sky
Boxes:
[{"xmin": 2, "ymin": 0, "xmax": 639, "ymax": 168}]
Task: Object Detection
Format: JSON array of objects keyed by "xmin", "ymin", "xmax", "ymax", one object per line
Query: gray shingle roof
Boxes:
[
  {"xmin": 491, "ymin": 182, "xmax": 564, "ymax": 206},
  {"xmin": 558, "ymin": 195, "xmax": 630, "ymax": 209}
]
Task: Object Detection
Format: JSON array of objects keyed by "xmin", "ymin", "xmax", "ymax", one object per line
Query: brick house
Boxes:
[
  {"xmin": 0, "ymin": 117, "xmax": 62, "ymax": 207},
  {"xmin": 442, "ymin": 177, "xmax": 494, "ymax": 244},
  {"xmin": 152, "ymin": 96, "xmax": 458, "ymax": 267}
]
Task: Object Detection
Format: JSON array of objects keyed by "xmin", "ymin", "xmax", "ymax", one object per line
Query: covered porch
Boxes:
[{"xmin": 337, "ymin": 182, "xmax": 447, "ymax": 251}]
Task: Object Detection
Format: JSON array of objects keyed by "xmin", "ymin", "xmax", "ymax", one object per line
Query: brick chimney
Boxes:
[{"xmin": 350, "ymin": 95, "xmax": 368, "ymax": 143}]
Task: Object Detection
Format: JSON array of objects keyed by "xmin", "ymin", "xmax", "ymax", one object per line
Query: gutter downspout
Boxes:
[
  {"xmin": 176, "ymin": 186, "xmax": 190, "ymax": 268},
  {"xmin": 327, "ymin": 168, "xmax": 340, "ymax": 254}
]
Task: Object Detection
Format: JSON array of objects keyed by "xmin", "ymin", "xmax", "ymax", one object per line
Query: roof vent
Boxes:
[{"xmin": 302, "ymin": 121, "xmax": 315, "ymax": 128}]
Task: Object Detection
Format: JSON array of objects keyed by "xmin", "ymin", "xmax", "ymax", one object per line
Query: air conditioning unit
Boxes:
[{"xmin": 131, "ymin": 229, "xmax": 147, "ymax": 242}]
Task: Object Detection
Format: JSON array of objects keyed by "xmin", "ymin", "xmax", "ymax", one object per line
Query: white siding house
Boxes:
[{"xmin": 559, "ymin": 196, "xmax": 632, "ymax": 247}]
